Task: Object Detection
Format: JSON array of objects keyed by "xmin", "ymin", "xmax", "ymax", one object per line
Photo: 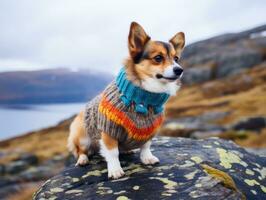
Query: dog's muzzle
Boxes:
[
  {"xmin": 156, "ymin": 64, "xmax": 183, "ymax": 81},
  {"xmin": 173, "ymin": 67, "xmax": 183, "ymax": 76}
]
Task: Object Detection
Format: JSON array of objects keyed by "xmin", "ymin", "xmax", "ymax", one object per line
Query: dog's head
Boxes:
[{"xmin": 125, "ymin": 22, "xmax": 185, "ymax": 95}]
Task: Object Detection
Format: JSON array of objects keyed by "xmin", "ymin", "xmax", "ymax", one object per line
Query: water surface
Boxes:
[{"xmin": 0, "ymin": 103, "xmax": 85, "ymax": 140}]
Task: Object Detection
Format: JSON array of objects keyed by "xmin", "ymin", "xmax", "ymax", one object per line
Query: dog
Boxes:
[{"xmin": 67, "ymin": 22, "xmax": 185, "ymax": 179}]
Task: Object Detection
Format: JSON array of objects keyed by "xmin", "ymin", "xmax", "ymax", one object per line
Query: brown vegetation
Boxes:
[
  {"xmin": 166, "ymin": 64, "xmax": 266, "ymax": 125},
  {"xmin": 0, "ymin": 119, "xmax": 71, "ymax": 164}
]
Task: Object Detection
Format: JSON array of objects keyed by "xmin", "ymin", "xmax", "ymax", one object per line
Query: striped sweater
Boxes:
[{"xmin": 84, "ymin": 69, "xmax": 169, "ymax": 151}]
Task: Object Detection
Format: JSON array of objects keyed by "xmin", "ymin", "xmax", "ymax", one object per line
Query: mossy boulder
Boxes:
[{"xmin": 33, "ymin": 137, "xmax": 266, "ymax": 200}]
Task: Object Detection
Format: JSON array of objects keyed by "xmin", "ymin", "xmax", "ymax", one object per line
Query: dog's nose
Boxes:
[{"xmin": 173, "ymin": 67, "xmax": 183, "ymax": 76}]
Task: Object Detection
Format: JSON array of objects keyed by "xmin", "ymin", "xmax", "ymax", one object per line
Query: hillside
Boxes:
[
  {"xmin": 0, "ymin": 68, "xmax": 112, "ymax": 104},
  {"xmin": 0, "ymin": 24, "xmax": 266, "ymax": 199},
  {"xmin": 181, "ymin": 24, "xmax": 266, "ymax": 83},
  {"xmin": 162, "ymin": 24, "xmax": 266, "ymax": 148}
]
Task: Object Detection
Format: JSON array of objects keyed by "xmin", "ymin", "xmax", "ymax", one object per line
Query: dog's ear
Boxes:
[
  {"xmin": 169, "ymin": 32, "xmax": 185, "ymax": 53},
  {"xmin": 128, "ymin": 22, "xmax": 150, "ymax": 61}
]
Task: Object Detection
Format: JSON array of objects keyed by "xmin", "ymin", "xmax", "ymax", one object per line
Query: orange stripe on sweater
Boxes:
[{"xmin": 99, "ymin": 96, "xmax": 163, "ymax": 140}]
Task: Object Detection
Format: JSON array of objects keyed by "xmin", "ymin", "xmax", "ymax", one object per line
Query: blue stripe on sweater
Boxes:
[{"xmin": 115, "ymin": 68, "xmax": 170, "ymax": 115}]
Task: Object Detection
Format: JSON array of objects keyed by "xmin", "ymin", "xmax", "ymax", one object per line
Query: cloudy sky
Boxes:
[{"xmin": 0, "ymin": 0, "xmax": 265, "ymax": 74}]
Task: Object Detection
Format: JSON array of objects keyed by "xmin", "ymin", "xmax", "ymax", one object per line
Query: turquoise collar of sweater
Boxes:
[{"xmin": 115, "ymin": 68, "xmax": 170, "ymax": 114}]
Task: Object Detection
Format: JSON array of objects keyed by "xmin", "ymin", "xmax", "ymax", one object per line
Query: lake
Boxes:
[{"xmin": 0, "ymin": 103, "xmax": 85, "ymax": 140}]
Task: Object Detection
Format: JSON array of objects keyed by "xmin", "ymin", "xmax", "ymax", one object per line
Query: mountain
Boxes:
[
  {"xmin": 0, "ymin": 68, "xmax": 113, "ymax": 104},
  {"xmin": 181, "ymin": 24, "xmax": 266, "ymax": 84}
]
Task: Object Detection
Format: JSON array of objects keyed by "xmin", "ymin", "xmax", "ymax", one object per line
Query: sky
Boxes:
[{"xmin": 0, "ymin": 0, "xmax": 265, "ymax": 74}]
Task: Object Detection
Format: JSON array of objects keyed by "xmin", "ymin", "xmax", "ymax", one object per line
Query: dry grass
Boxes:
[
  {"xmin": 166, "ymin": 65, "xmax": 266, "ymax": 125},
  {"xmin": 7, "ymin": 182, "xmax": 44, "ymax": 200},
  {"xmin": 165, "ymin": 65, "xmax": 266, "ymax": 148},
  {"xmin": 218, "ymin": 129, "xmax": 266, "ymax": 148},
  {"xmin": 234, "ymin": 128, "xmax": 266, "ymax": 148},
  {"xmin": 0, "ymin": 120, "xmax": 71, "ymax": 164}
]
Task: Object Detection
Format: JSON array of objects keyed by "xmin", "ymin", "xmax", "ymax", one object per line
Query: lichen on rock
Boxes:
[{"xmin": 33, "ymin": 137, "xmax": 266, "ymax": 200}]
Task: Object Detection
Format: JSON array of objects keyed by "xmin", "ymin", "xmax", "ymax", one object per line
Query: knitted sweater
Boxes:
[{"xmin": 84, "ymin": 69, "xmax": 169, "ymax": 151}]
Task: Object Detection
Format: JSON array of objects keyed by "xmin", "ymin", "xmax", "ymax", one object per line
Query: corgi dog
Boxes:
[{"xmin": 68, "ymin": 22, "xmax": 185, "ymax": 179}]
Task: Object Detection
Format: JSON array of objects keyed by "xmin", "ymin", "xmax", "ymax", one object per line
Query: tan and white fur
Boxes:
[{"xmin": 68, "ymin": 22, "xmax": 185, "ymax": 179}]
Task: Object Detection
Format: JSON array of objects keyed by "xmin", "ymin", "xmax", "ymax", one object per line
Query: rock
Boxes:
[
  {"xmin": 182, "ymin": 24, "xmax": 266, "ymax": 60},
  {"xmin": 198, "ymin": 111, "xmax": 230, "ymax": 122},
  {"xmin": 0, "ymin": 177, "xmax": 16, "ymax": 188},
  {"xmin": 13, "ymin": 155, "xmax": 66, "ymax": 182},
  {"xmin": 217, "ymin": 130, "xmax": 249, "ymax": 141},
  {"xmin": 245, "ymin": 148, "xmax": 266, "ymax": 158},
  {"xmin": 232, "ymin": 117, "xmax": 266, "ymax": 131},
  {"xmin": 159, "ymin": 121, "xmax": 196, "ymax": 137},
  {"xmin": 18, "ymin": 166, "xmax": 56, "ymax": 181},
  {"xmin": 65, "ymin": 154, "xmax": 77, "ymax": 167},
  {"xmin": 15, "ymin": 153, "xmax": 39, "ymax": 165},
  {"xmin": 182, "ymin": 65, "xmax": 213, "ymax": 84},
  {"xmin": 0, "ymin": 177, "xmax": 19, "ymax": 198},
  {"xmin": 34, "ymin": 137, "xmax": 265, "ymax": 200},
  {"xmin": 4, "ymin": 153, "xmax": 39, "ymax": 175},
  {"xmin": 5, "ymin": 160, "xmax": 30, "ymax": 174},
  {"xmin": 216, "ymin": 48, "xmax": 263, "ymax": 78},
  {"xmin": 190, "ymin": 130, "xmax": 223, "ymax": 139},
  {"xmin": 45, "ymin": 154, "xmax": 66, "ymax": 166},
  {"xmin": 0, "ymin": 164, "xmax": 5, "ymax": 175},
  {"xmin": 160, "ymin": 112, "xmax": 227, "ymax": 137},
  {"xmin": 181, "ymin": 24, "xmax": 266, "ymax": 80}
]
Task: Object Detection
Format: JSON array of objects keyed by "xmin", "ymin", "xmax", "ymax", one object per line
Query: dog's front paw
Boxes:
[
  {"xmin": 141, "ymin": 154, "xmax": 160, "ymax": 165},
  {"xmin": 75, "ymin": 154, "xmax": 89, "ymax": 166},
  {"xmin": 108, "ymin": 166, "xmax": 125, "ymax": 179}
]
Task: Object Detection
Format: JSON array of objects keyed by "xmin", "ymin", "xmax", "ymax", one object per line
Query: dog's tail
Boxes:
[{"xmin": 67, "ymin": 111, "xmax": 90, "ymax": 165}]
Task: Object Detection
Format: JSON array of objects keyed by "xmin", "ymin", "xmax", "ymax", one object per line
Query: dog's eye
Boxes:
[
  {"xmin": 174, "ymin": 56, "xmax": 179, "ymax": 63},
  {"xmin": 153, "ymin": 55, "xmax": 163, "ymax": 63}
]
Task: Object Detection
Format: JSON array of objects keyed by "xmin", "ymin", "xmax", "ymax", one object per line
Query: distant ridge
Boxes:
[{"xmin": 0, "ymin": 68, "xmax": 113, "ymax": 104}]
